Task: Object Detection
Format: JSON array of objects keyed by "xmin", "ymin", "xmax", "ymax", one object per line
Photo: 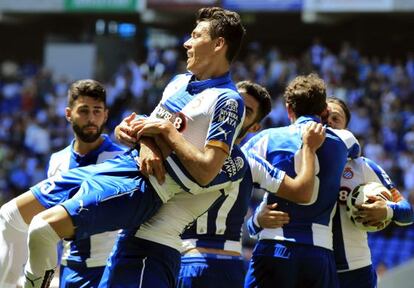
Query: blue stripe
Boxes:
[{"xmin": 332, "ymin": 207, "xmax": 349, "ymax": 270}]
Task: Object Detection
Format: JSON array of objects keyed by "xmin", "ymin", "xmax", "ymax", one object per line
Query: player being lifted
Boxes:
[
  {"xmin": 99, "ymin": 81, "xmax": 325, "ymax": 287},
  {"xmin": 244, "ymin": 74, "xmax": 359, "ymax": 288},
  {"xmin": 0, "ymin": 79, "xmax": 125, "ymax": 288},
  {"xmin": 17, "ymin": 7, "xmax": 247, "ymax": 288}
]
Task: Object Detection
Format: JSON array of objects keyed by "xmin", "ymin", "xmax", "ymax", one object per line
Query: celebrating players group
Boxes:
[{"xmin": 0, "ymin": 6, "xmax": 413, "ymax": 288}]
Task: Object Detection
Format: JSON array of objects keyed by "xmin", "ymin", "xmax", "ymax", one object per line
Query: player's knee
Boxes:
[
  {"xmin": 28, "ymin": 215, "xmax": 60, "ymax": 250},
  {"xmin": 0, "ymin": 199, "xmax": 28, "ymax": 232}
]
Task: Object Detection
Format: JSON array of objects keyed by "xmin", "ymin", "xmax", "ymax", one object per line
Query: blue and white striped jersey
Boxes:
[
  {"xmin": 181, "ymin": 149, "xmax": 286, "ymax": 254},
  {"xmin": 45, "ymin": 135, "xmax": 125, "ymax": 267},
  {"xmin": 245, "ymin": 116, "xmax": 360, "ymax": 250},
  {"xmin": 136, "ymin": 145, "xmax": 286, "ymax": 252},
  {"xmin": 334, "ymin": 157, "xmax": 413, "ymax": 272},
  {"xmin": 144, "ymin": 72, "xmax": 245, "ymax": 202}
]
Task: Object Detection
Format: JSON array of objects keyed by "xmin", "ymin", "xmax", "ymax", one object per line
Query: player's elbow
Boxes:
[
  {"xmin": 195, "ymin": 173, "xmax": 216, "ymax": 187},
  {"xmin": 294, "ymin": 193, "xmax": 312, "ymax": 204}
]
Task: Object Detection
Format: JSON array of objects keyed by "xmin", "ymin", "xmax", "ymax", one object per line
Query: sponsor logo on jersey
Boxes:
[
  {"xmin": 155, "ymin": 104, "xmax": 187, "ymax": 132},
  {"xmin": 217, "ymin": 100, "xmax": 240, "ymax": 128},
  {"xmin": 223, "ymin": 156, "xmax": 245, "ymax": 177},
  {"xmin": 342, "ymin": 167, "xmax": 354, "ymax": 179}
]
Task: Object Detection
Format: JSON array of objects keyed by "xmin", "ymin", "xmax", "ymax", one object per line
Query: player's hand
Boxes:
[
  {"xmin": 302, "ymin": 122, "xmax": 326, "ymax": 153},
  {"xmin": 135, "ymin": 119, "xmax": 176, "ymax": 140},
  {"xmin": 139, "ymin": 138, "xmax": 166, "ymax": 184},
  {"xmin": 115, "ymin": 113, "xmax": 138, "ymax": 147},
  {"xmin": 257, "ymin": 203, "xmax": 290, "ymax": 229},
  {"xmin": 354, "ymin": 195, "xmax": 388, "ymax": 227}
]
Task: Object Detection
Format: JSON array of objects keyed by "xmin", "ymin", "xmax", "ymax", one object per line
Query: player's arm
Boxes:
[
  {"xmin": 135, "ymin": 118, "xmax": 228, "ymax": 186},
  {"xmin": 247, "ymin": 122, "xmax": 325, "ymax": 203},
  {"xmin": 114, "ymin": 112, "xmax": 140, "ymax": 147},
  {"xmin": 114, "ymin": 113, "xmax": 169, "ymax": 184},
  {"xmin": 355, "ymin": 188, "xmax": 414, "ymax": 227},
  {"xmin": 135, "ymin": 94, "xmax": 245, "ymax": 186},
  {"xmin": 278, "ymin": 122, "xmax": 325, "ymax": 203},
  {"xmin": 355, "ymin": 157, "xmax": 414, "ymax": 227}
]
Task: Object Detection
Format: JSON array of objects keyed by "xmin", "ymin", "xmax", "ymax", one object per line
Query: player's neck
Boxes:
[
  {"xmin": 194, "ymin": 60, "xmax": 229, "ymax": 80},
  {"xmin": 73, "ymin": 136, "xmax": 104, "ymax": 155}
]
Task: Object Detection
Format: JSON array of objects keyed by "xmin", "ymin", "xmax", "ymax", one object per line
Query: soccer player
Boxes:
[
  {"xmin": 177, "ymin": 81, "xmax": 290, "ymax": 288},
  {"xmin": 244, "ymin": 74, "xmax": 360, "ymax": 288},
  {"xmin": 0, "ymin": 79, "xmax": 125, "ymax": 288},
  {"xmin": 326, "ymin": 97, "xmax": 413, "ymax": 288},
  {"xmin": 21, "ymin": 7, "xmax": 247, "ymax": 288},
  {"xmin": 99, "ymin": 81, "xmax": 325, "ymax": 288},
  {"xmin": 253, "ymin": 97, "xmax": 414, "ymax": 288}
]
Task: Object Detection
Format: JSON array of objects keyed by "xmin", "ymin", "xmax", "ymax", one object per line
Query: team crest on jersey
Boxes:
[
  {"xmin": 155, "ymin": 104, "xmax": 187, "ymax": 132},
  {"xmin": 222, "ymin": 156, "xmax": 244, "ymax": 177},
  {"xmin": 217, "ymin": 99, "xmax": 240, "ymax": 128},
  {"xmin": 342, "ymin": 167, "xmax": 354, "ymax": 179}
]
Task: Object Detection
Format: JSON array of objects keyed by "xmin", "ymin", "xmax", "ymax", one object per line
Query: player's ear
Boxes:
[
  {"xmin": 214, "ymin": 37, "xmax": 225, "ymax": 51},
  {"xmin": 65, "ymin": 107, "xmax": 72, "ymax": 122}
]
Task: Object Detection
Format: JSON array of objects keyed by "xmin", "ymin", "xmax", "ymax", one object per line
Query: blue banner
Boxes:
[{"xmin": 223, "ymin": 0, "xmax": 302, "ymax": 11}]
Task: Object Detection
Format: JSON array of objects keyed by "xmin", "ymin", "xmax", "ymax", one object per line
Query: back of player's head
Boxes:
[
  {"xmin": 283, "ymin": 73, "xmax": 327, "ymax": 118},
  {"xmin": 68, "ymin": 79, "xmax": 106, "ymax": 108},
  {"xmin": 327, "ymin": 96, "xmax": 351, "ymax": 127},
  {"xmin": 237, "ymin": 80, "xmax": 272, "ymax": 122},
  {"xmin": 196, "ymin": 7, "xmax": 246, "ymax": 63}
]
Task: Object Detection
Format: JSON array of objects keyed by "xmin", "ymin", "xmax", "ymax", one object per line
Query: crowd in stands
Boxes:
[{"xmin": 1, "ymin": 39, "xmax": 413, "ymax": 272}]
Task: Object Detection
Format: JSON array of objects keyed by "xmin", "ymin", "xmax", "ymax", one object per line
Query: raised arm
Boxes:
[{"xmin": 246, "ymin": 122, "xmax": 325, "ymax": 203}]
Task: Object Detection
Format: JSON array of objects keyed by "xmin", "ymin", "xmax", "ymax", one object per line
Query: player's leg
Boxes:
[
  {"xmin": 23, "ymin": 156, "xmax": 163, "ymax": 288},
  {"xmin": 59, "ymin": 261, "xmax": 105, "ymax": 288},
  {"xmin": 178, "ymin": 254, "xmax": 245, "ymax": 288},
  {"xmin": 337, "ymin": 265, "xmax": 377, "ymax": 288},
  {"xmin": 0, "ymin": 159, "xmax": 116, "ymax": 287},
  {"xmin": 100, "ymin": 234, "xmax": 181, "ymax": 288},
  {"xmin": 23, "ymin": 205, "xmax": 74, "ymax": 288},
  {"xmin": 0, "ymin": 192, "xmax": 45, "ymax": 287}
]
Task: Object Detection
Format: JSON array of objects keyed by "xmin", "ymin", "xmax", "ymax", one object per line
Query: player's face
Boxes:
[
  {"xmin": 66, "ymin": 96, "xmax": 108, "ymax": 143},
  {"xmin": 238, "ymin": 92, "xmax": 261, "ymax": 140},
  {"xmin": 183, "ymin": 21, "xmax": 217, "ymax": 79},
  {"xmin": 327, "ymin": 102, "xmax": 347, "ymax": 129}
]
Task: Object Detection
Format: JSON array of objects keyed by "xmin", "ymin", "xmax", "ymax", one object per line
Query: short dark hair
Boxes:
[
  {"xmin": 237, "ymin": 81, "xmax": 272, "ymax": 122},
  {"xmin": 327, "ymin": 96, "xmax": 351, "ymax": 127},
  {"xmin": 283, "ymin": 73, "xmax": 327, "ymax": 118},
  {"xmin": 196, "ymin": 7, "xmax": 246, "ymax": 63},
  {"xmin": 68, "ymin": 79, "xmax": 106, "ymax": 108}
]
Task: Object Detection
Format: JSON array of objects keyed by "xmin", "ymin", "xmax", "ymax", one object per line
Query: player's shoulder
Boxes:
[
  {"xmin": 49, "ymin": 145, "xmax": 71, "ymax": 162},
  {"xmin": 166, "ymin": 73, "xmax": 192, "ymax": 87},
  {"xmin": 327, "ymin": 127, "xmax": 360, "ymax": 157}
]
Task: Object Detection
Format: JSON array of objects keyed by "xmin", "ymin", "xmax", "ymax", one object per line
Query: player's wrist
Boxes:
[{"xmin": 386, "ymin": 201, "xmax": 394, "ymax": 221}]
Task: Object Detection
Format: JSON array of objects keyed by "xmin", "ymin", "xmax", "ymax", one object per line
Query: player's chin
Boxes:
[{"xmin": 80, "ymin": 132, "xmax": 100, "ymax": 143}]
